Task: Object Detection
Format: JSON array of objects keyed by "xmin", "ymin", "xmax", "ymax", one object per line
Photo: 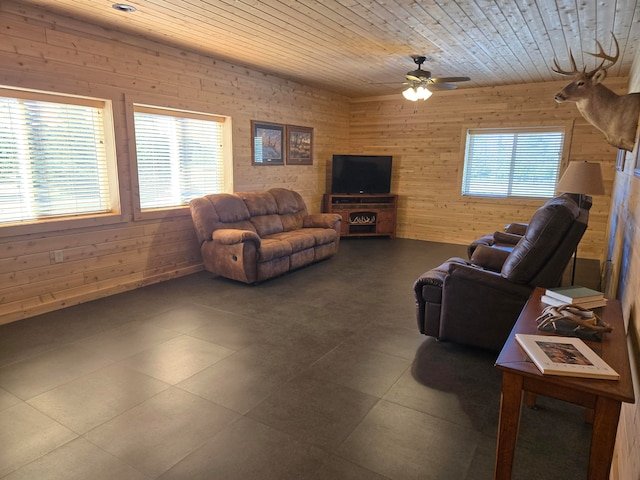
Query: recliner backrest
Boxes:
[{"xmin": 501, "ymin": 194, "xmax": 588, "ymax": 287}]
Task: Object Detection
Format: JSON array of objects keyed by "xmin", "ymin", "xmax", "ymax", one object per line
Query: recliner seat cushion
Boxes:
[{"xmin": 257, "ymin": 238, "xmax": 293, "ymax": 262}]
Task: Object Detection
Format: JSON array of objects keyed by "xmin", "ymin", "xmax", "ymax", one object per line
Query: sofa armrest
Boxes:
[
  {"xmin": 504, "ymin": 222, "xmax": 528, "ymax": 235},
  {"xmin": 447, "ymin": 262, "xmax": 531, "ymax": 295},
  {"xmin": 212, "ymin": 229, "xmax": 261, "ymax": 246},
  {"xmin": 304, "ymin": 213, "xmax": 342, "ymax": 230},
  {"xmin": 493, "ymin": 231, "xmax": 522, "ymax": 245},
  {"xmin": 469, "ymin": 244, "xmax": 511, "ymax": 273}
]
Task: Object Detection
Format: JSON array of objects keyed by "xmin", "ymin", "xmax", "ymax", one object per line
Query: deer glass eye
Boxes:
[{"xmin": 577, "ymin": 81, "xmax": 585, "ymax": 86}]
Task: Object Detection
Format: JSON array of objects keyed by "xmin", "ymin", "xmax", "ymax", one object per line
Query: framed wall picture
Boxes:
[
  {"xmin": 252, "ymin": 121, "xmax": 285, "ymax": 165},
  {"xmin": 286, "ymin": 125, "xmax": 313, "ymax": 165}
]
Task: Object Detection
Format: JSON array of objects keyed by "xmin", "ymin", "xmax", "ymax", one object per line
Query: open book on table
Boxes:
[{"xmin": 515, "ymin": 334, "xmax": 619, "ymax": 380}]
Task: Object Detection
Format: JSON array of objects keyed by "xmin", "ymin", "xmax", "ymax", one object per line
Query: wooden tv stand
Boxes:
[{"xmin": 323, "ymin": 194, "xmax": 397, "ymax": 238}]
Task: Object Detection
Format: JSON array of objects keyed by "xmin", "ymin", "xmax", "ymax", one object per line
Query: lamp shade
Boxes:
[
  {"xmin": 556, "ymin": 161, "xmax": 605, "ymax": 195},
  {"xmin": 402, "ymin": 85, "xmax": 432, "ymax": 101}
]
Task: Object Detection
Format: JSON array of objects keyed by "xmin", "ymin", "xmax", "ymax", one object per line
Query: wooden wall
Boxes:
[
  {"xmin": 348, "ymin": 80, "xmax": 626, "ymax": 261},
  {"xmin": 0, "ymin": 1, "xmax": 628, "ymax": 326},
  {"xmin": 0, "ymin": 2, "xmax": 350, "ymax": 324},
  {"xmin": 606, "ymin": 47, "xmax": 640, "ymax": 480}
]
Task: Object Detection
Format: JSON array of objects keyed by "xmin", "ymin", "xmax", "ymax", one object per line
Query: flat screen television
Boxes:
[{"xmin": 331, "ymin": 155, "xmax": 392, "ymax": 194}]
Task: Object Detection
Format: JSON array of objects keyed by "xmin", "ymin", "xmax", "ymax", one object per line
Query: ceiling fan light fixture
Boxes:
[{"xmin": 402, "ymin": 85, "xmax": 432, "ymax": 101}]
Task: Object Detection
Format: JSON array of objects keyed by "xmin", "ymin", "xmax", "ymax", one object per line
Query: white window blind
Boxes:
[
  {"xmin": 0, "ymin": 94, "xmax": 110, "ymax": 223},
  {"xmin": 133, "ymin": 106, "xmax": 225, "ymax": 210},
  {"xmin": 462, "ymin": 128, "xmax": 565, "ymax": 198}
]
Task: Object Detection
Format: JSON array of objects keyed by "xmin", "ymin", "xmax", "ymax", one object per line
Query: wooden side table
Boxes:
[{"xmin": 494, "ymin": 288, "xmax": 635, "ymax": 480}]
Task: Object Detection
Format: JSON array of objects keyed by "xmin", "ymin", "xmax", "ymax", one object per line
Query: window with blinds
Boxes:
[
  {"xmin": 133, "ymin": 105, "xmax": 226, "ymax": 210},
  {"xmin": 461, "ymin": 128, "xmax": 565, "ymax": 198},
  {"xmin": 0, "ymin": 92, "xmax": 111, "ymax": 224}
]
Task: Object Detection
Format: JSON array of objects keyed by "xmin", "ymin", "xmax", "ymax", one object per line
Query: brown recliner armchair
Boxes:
[
  {"xmin": 467, "ymin": 194, "xmax": 592, "ymax": 258},
  {"xmin": 413, "ymin": 194, "xmax": 589, "ymax": 351}
]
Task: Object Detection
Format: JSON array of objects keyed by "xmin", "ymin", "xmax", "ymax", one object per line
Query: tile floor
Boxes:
[{"xmin": 0, "ymin": 239, "xmax": 592, "ymax": 479}]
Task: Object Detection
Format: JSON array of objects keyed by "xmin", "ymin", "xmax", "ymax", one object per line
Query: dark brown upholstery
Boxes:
[
  {"xmin": 467, "ymin": 193, "xmax": 592, "ymax": 258},
  {"xmin": 190, "ymin": 188, "xmax": 341, "ymax": 283},
  {"xmin": 414, "ymin": 194, "xmax": 590, "ymax": 351}
]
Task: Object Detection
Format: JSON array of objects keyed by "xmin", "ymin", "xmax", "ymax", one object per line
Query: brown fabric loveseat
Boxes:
[{"xmin": 190, "ymin": 188, "xmax": 341, "ymax": 283}]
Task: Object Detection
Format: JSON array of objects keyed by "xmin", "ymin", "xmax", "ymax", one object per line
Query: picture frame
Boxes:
[
  {"xmin": 286, "ymin": 125, "xmax": 313, "ymax": 165},
  {"xmin": 635, "ymin": 144, "xmax": 640, "ymax": 178},
  {"xmin": 252, "ymin": 121, "xmax": 285, "ymax": 165}
]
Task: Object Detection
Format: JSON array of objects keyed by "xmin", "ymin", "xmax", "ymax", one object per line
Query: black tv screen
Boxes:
[{"xmin": 331, "ymin": 155, "xmax": 392, "ymax": 194}]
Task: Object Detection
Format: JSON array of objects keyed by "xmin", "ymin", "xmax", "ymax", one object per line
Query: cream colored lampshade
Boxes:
[{"xmin": 556, "ymin": 161, "xmax": 605, "ymax": 195}]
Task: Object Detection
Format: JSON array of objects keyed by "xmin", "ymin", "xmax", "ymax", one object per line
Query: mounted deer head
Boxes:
[{"xmin": 553, "ymin": 33, "xmax": 640, "ymax": 151}]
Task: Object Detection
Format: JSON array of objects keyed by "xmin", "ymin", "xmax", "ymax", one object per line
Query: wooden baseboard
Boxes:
[{"xmin": 0, "ymin": 264, "xmax": 204, "ymax": 325}]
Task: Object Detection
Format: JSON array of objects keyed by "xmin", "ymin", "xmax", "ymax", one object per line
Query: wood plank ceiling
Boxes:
[{"xmin": 16, "ymin": 0, "xmax": 640, "ymax": 98}]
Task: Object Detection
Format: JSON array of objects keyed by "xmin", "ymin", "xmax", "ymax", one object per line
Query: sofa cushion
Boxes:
[
  {"xmin": 212, "ymin": 194, "xmax": 251, "ymax": 222},
  {"xmin": 257, "ymin": 238, "xmax": 293, "ymax": 262},
  {"xmin": 270, "ymin": 188, "xmax": 307, "ymax": 231},
  {"xmin": 240, "ymin": 191, "xmax": 279, "ymax": 216},
  {"xmin": 303, "ymin": 227, "xmax": 338, "ymax": 246},
  {"xmin": 268, "ymin": 231, "xmax": 316, "ymax": 252},
  {"xmin": 250, "ymin": 214, "xmax": 285, "ymax": 237},
  {"xmin": 239, "ymin": 191, "xmax": 286, "ymax": 237}
]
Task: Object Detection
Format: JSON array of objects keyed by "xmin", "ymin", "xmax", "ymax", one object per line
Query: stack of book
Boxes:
[{"xmin": 542, "ymin": 285, "xmax": 607, "ymax": 309}]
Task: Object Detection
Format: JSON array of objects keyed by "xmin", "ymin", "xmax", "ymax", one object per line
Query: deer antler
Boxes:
[
  {"xmin": 552, "ymin": 33, "xmax": 620, "ymax": 77},
  {"xmin": 584, "ymin": 33, "xmax": 619, "ymax": 75},
  {"xmin": 552, "ymin": 49, "xmax": 580, "ymax": 76}
]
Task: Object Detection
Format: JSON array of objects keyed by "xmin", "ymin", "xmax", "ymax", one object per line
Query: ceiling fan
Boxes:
[
  {"xmin": 404, "ymin": 55, "xmax": 471, "ymax": 89},
  {"xmin": 399, "ymin": 55, "xmax": 471, "ymax": 100}
]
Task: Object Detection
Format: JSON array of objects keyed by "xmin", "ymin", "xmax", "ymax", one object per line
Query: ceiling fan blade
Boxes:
[
  {"xmin": 430, "ymin": 76, "xmax": 470, "ymax": 83},
  {"xmin": 405, "ymin": 74, "xmax": 424, "ymax": 82},
  {"xmin": 428, "ymin": 82, "xmax": 458, "ymax": 90}
]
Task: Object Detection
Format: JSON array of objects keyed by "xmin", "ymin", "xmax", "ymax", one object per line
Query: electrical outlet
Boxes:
[{"xmin": 53, "ymin": 250, "xmax": 64, "ymax": 263}]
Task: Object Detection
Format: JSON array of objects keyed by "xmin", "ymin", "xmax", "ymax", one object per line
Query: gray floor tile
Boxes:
[
  {"xmin": 84, "ymin": 387, "xmax": 240, "ymax": 478},
  {"xmin": 338, "ymin": 400, "xmax": 479, "ymax": 480},
  {"xmin": 72, "ymin": 320, "xmax": 181, "ymax": 361},
  {"xmin": 27, "ymin": 364, "xmax": 169, "ymax": 434},
  {"xmin": 344, "ymin": 323, "xmax": 426, "ymax": 360},
  {"xmin": 158, "ymin": 416, "xmax": 327, "ymax": 480},
  {"xmin": 247, "ymin": 375, "xmax": 379, "ymax": 450},
  {"xmin": 383, "ymin": 339, "xmax": 501, "ymax": 432},
  {"xmin": 305, "ymin": 343, "xmax": 411, "ymax": 397},
  {"xmin": 0, "ymin": 343, "xmax": 114, "ymax": 400},
  {"xmin": 186, "ymin": 308, "xmax": 271, "ymax": 350},
  {"xmin": 0, "ymin": 387, "xmax": 20, "ymax": 411},
  {"xmin": 140, "ymin": 303, "xmax": 221, "ymax": 334},
  {"xmin": 2, "ymin": 437, "xmax": 149, "ymax": 480},
  {"xmin": 178, "ymin": 339, "xmax": 332, "ymax": 414},
  {"xmin": 119, "ymin": 334, "xmax": 235, "ymax": 384},
  {"xmin": 310, "ymin": 455, "xmax": 391, "ymax": 480},
  {"xmin": 0, "ymin": 402, "xmax": 77, "ymax": 477}
]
